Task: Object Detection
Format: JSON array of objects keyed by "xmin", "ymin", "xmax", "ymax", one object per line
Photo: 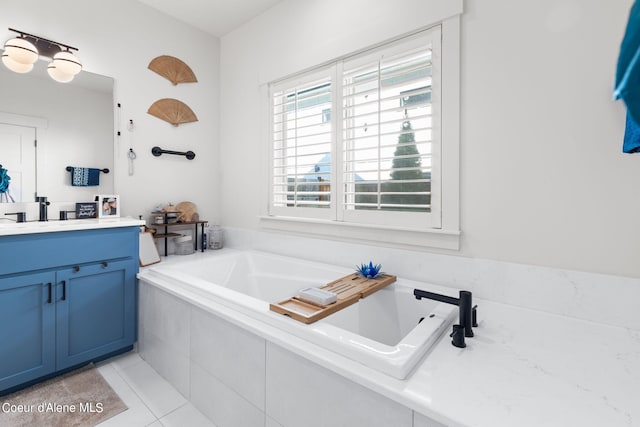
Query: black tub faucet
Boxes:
[{"xmin": 414, "ymin": 288, "xmax": 478, "ymax": 348}]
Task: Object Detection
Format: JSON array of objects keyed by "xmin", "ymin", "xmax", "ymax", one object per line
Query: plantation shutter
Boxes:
[
  {"xmin": 270, "ymin": 69, "xmax": 335, "ymax": 219},
  {"xmin": 341, "ymin": 28, "xmax": 441, "ymax": 228}
]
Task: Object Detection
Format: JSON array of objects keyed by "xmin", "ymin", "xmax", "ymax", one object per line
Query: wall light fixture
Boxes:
[{"xmin": 2, "ymin": 28, "xmax": 82, "ymax": 83}]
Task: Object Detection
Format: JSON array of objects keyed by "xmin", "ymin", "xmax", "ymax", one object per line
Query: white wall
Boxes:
[
  {"xmin": 461, "ymin": 0, "xmax": 639, "ymax": 278},
  {"xmin": 0, "ymin": 0, "xmax": 221, "ymax": 223},
  {"xmin": 220, "ymin": 0, "xmax": 640, "ymax": 278}
]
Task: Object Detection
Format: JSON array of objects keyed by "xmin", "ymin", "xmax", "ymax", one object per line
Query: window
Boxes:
[
  {"xmin": 341, "ymin": 28, "xmax": 440, "ymax": 228},
  {"xmin": 268, "ymin": 24, "xmax": 458, "ymax": 245},
  {"xmin": 271, "ymin": 69, "xmax": 335, "ymax": 219}
]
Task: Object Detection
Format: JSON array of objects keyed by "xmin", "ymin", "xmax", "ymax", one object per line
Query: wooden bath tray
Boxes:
[{"xmin": 269, "ymin": 273, "xmax": 396, "ymax": 324}]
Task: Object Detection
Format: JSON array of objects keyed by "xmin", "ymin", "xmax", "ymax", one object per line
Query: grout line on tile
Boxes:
[
  {"xmin": 264, "ymin": 340, "xmax": 267, "ymax": 427},
  {"xmin": 191, "ymin": 358, "xmax": 264, "ymax": 422},
  {"xmin": 158, "ymin": 401, "xmax": 189, "ymax": 421},
  {"xmin": 107, "ymin": 358, "xmax": 161, "ymax": 425},
  {"xmin": 111, "ymin": 351, "xmax": 145, "ymax": 374}
]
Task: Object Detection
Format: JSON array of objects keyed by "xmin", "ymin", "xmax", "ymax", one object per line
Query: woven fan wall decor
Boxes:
[
  {"xmin": 148, "ymin": 55, "xmax": 197, "ymax": 85},
  {"xmin": 147, "ymin": 98, "xmax": 198, "ymax": 126}
]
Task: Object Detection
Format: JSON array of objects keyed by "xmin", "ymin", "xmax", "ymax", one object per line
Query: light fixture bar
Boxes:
[{"xmin": 8, "ymin": 27, "xmax": 79, "ymax": 53}]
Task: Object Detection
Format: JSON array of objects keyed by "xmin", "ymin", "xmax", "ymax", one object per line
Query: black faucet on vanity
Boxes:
[
  {"xmin": 414, "ymin": 289, "xmax": 478, "ymax": 348},
  {"xmin": 36, "ymin": 196, "xmax": 50, "ymax": 221}
]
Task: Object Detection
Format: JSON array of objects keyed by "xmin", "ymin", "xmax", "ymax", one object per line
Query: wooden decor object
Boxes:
[
  {"xmin": 147, "ymin": 98, "xmax": 198, "ymax": 126},
  {"xmin": 175, "ymin": 201, "xmax": 197, "ymax": 222},
  {"xmin": 270, "ymin": 273, "xmax": 397, "ymax": 324},
  {"xmin": 148, "ymin": 55, "xmax": 197, "ymax": 85}
]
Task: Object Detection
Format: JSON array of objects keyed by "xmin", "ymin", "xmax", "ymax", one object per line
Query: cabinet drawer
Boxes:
[{"xmin": 0, "ymin": 227, "xmax": 139, "ymax": 276}]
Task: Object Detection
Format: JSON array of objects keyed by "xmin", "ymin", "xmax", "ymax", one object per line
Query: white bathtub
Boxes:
[{"xmin": 138, "ymin": 249, "xmax": 457, "ymax": 379}]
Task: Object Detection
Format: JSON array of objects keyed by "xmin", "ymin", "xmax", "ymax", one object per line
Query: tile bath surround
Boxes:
[{"xmin": 138, "ymin": 229, "xmax": 640, "ymax": 427}]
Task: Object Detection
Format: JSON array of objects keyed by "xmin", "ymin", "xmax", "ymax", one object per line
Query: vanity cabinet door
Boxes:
[
  {"xmin": 55, "ymin": 259, "xmax": 137, "ymax": 370},
  {"xmin": 0, "ymin": 272, "xmax": 56, "ymax": 392}
]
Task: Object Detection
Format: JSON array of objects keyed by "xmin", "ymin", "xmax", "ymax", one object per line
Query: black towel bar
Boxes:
[
  {"xmin": 66, "ymin": 166, "xmax": 110, "ymax": 173},
  {"xmin": 151, "ymin": 146, "xmax": 196, "ymax": 160}
]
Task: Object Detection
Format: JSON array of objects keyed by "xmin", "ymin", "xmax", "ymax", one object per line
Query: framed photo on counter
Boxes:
[{"xmin": 96, "ymin": 194, "xmax": 120, "ymax": 219}]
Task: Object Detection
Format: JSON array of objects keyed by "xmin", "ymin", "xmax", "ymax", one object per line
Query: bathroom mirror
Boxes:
[{"xmin": 0, "ymin": 55, "xmax": 114, "ymax": 203}]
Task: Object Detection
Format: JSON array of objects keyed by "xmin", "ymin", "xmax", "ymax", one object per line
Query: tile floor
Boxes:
[{"xmin": 95, "ymin": 351, "xmax": 215, "ymax": 427}]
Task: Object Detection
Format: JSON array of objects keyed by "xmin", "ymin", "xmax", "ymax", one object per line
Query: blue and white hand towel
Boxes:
[{"xmin": 71, "ymin": 167, "xmax": 101, "ymax": 186}]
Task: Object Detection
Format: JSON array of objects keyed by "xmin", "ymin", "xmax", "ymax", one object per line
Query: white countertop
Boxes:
[
  {"xmin": 0, "ymin": 217, "xmax": 145, "ymax": 236},
  {"xmin": 404, "ymin": 300, "xmax": 639, "ymax": 427},
  {"xmin": 279, "ymin": 295, "xmax": 640, "ymax": 427},
  {"xmin": 140, "ymin": 255, "xmax": 640, "ymax": 427}
]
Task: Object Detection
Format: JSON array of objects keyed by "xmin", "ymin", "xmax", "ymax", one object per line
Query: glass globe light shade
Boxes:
[
  {"xmin": 47, "ymin": 63, "xmax": 74, "ymax": 83},
  {"xmin": 51, "ymin": 50, "xmax": 81, "ymax": 76},
  {"xmin": 2, "ymin": 53, "xmax": 34, "ymax": 73},
  {"xmin": 3, "ymin": 37, "xmax": 38, "ymax": 65}
]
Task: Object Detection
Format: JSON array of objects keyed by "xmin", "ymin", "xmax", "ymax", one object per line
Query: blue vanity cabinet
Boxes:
[
  {"xmin": 0, "ymin": 272, "xmax": 56, "ymax": 391},
  {"xmin": 0, "ymin": 225, "xmax": 139, "ymax": 394},
  {"xmin": 55, "ymin": 258, "xmax": 137, "ymax": 370}
]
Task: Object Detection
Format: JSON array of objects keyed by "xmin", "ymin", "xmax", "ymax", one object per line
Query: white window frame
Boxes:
[{"xmin": 262, "ymin": 17, "xmax": 460, "ymax": 251}]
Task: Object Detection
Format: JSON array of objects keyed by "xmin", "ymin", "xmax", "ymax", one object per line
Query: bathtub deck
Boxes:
[{"xmin": 270, "ymin": 273, "xmax": 397, "ymax": 324}]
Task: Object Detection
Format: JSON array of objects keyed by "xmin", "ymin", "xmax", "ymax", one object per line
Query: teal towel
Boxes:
[
  {"xmin": 615, "ymin": 1, "xmax": 640, "ymax": 123},
  {"xmin": 624, "ymin": 111, "xmax": 640, "ymax": 153},
  {"xmin": 0, "ymin": 167, "xmax": 11, "ymax": 193}
]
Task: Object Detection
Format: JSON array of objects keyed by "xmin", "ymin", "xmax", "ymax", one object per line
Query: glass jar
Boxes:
[{"xmin": 209, "ymin": 225, "xmax": 223, "ymax": 250}]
